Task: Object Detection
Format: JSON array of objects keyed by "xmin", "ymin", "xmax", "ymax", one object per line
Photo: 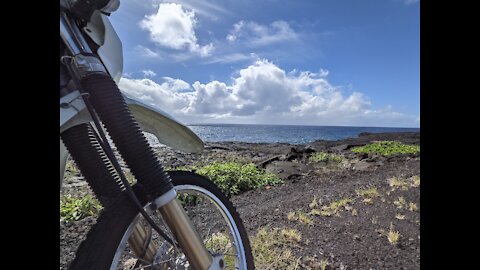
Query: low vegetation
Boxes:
[
  {"xmin": 281, "ymin": 228, "xmax": 303, "ymax": 243},
  {"xmin": 388, "ymin": 177, "xmax": 410, "ymax": 191},
  {"xmin": 205, "ymin": 232, "xmax": 235, "ymax": 266},
  {"xmin": 387, "ymin": 224, "xmax": 401, "ymax": 245},
  {"xmin": 177, "ymin": 162, "xmax": 282, "ymax": 197},
  {"xmin": 319, "ymin": 259, "xmax": 329, "ymax": 270},
  {"xmin": 309, "ymin": 195, "xmax": 318, "ymax": 209},
  {"xmin": 297, "ymin": 211, "xmax": 313, "ymax": 225},
  {"xmin": 356, "ymin": 187, "xmax": 380, "ymax": 205},
  {"xmin": 287, "ymin": 211, "xmax": 313, "ymax": 225},
  {"xmin": 250, "ymin": 227, "xmax": 302, "ymax": 270},
  {"xmin": 394, "ymin": 196, "xmax": 407, "ymax": 209},
  {"xmin": 410, "ymin": 175, "xmax": 420, "ymax": 188},
  {"xmin": 60, "ymin": 194, "xmax": 102, "ymax": 223},
  {"xmin": 351, "ymin": 141, "xmax": 420, "ymax": 156},
  {"xmin": 66, "ymin": 160, "xmax": 80, "ymax": 175},
  {"xmin": 205, "ymin": 232, "xmax": 231, "ymax": 252},
  {"xmin": 310, "ymin": 198, "xmax": 353, "ymax": 217},
  {"xmin": 124, "ymin": 169, "xmax": 136, "ymax": 185},
  {"xmin": 393, "ymin": 196, "xmax": 418, "ymax": 212},
  {"xmin": 309, "ymin": 152, "xmax": 345, "ymax": 164},
  {"xmin": 64, "ymin": 160, "xmax": 80, "ymax": 183}
]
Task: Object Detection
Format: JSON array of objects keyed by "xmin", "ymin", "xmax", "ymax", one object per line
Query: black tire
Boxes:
[{"xmin": 69, "ymin": 171, "xmax": 255, "ymax": 270}]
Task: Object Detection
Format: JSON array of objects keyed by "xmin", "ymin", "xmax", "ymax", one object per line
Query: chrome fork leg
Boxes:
[{"xmin": 128, "ymin": 198, "xmax": 213, "ymax": 269}]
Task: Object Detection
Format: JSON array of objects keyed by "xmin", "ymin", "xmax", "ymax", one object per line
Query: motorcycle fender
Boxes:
[
  {"xmin": 123, "ymin": 94, "xmax": 204, "ymax": 154},
  {"xmin": 60, "ymin": 92, "xmax": 204, "ymax": 183}
]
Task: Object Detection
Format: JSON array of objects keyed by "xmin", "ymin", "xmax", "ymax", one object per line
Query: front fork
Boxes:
[
  {"xmin": 130, "ymin": 199, "xmax": 214, "ymax": 269},
  {"xmin": 60, "ymin": 11, "xmax": 217, "ymax": 270}
]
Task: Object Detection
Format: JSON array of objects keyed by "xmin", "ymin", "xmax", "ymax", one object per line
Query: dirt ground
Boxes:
[{"xmin": 60, "ymin": 132, "xmax": 420, "ymax": 269}]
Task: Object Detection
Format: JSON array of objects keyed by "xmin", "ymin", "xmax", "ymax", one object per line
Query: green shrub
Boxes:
[
  {"xmin": 309, "ymin": 152, "xmax": 344, "ymax": 163},
  {"xmin": 351, "ymin": 141, "xmax": 419, "ymax": 156},
  {"xmin": 178, "ymin": 162, "xmax": 282, "ymax": 197},
  {"xmin": 60, "ymin": 194, "xmax": 102, "ymax": 223}
]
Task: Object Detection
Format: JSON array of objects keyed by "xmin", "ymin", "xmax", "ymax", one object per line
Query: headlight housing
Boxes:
[{"xmin": 64, "ymin": 0, "xmax": 120, "ymax": 20}]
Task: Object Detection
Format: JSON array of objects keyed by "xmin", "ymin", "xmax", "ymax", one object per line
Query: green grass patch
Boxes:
[
  {"xmin": 309, "ymin": 152, "xmax": 345, "ymax": 163},
  {"xmin": 351, "ymin": 141, "xmax": 420, "ymax": 156},
  {"xmin": 176, "ymin": 162, "xmax": 282, "ymax": 197},
  {"xmin": 60, "ymin": 194, "xmax": 102, "ymax": 223}
]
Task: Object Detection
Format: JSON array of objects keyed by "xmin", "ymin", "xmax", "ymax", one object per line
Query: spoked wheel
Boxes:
[{"xmin": 69, "ymin": 171, "xmax": 254, "ymax": 270}]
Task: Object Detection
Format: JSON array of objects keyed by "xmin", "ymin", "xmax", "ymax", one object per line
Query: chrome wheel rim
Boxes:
[{"xmin": 110, "ymin": 184, "xmax": 248, "ymax": 269}]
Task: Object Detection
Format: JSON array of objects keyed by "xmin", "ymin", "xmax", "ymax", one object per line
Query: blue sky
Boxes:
[{"xmin": 110, "ymin": 0, "xmax": 419, "ymax": 127}]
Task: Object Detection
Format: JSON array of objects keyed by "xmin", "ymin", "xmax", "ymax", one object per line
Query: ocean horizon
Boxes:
[
  {"xmin": 145, "ymin": 124, "xmax": 419, "ymax": 146},
  {"xmin": 185, "ymin": 124, "xmax": 419, "ymax": 145}
]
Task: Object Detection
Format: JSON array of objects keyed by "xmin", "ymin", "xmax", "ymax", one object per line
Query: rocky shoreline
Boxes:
[{"xmin": 60, "ymin": 132, "xmax": 420, "ymax": 269}]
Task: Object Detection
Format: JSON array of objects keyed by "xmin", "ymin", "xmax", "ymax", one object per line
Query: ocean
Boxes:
[{"xmin": 185, "ymin": 124, "xmax": 419, "ymax": 144}]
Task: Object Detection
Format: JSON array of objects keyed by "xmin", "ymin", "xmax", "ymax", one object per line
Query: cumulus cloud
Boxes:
[
  {"xmin": 226, "ymin": 20, "xmax": 298, "ymax": 47},
  {"xmin": 162, "ymin": 77, "xmax": 191, "ymax": 92},
  {"xmin": 118, "ymin": 59, "xmax": 418, "ymax": 127},
  {"xmin": 118, "ymin": 77, "xmax": 192, "ymax": 115},
  {"xmin": 139, "ymin": 3, "xmax": 214, "ymax": 57}
]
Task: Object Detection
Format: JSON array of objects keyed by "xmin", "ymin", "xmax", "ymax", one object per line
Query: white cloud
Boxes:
[
  {"xmin": 155, "ymin": 0, "xmax": 233, "ymax": 21},
  {"xmin": 204, "ymin": 53, "xmax": 257, "ymax": 64},
  {"xmin": 226, "ymin": 20, "xmax": 298, "ymax": 47},
  {"xmin": 404, "ymin": 0, "xmax": 419, "ymax": 4},
  {"xmin": 118, "ymin": 60, "xmax": 418, "ymax": 127},
  {"xmin": 122, "ymin": 72, "xmax": 133, "ymax": 78},
  {"xmin": 142, "ymin": 70, "xmax": 157, "ymax": 78},
  {"xmin": 139, "ymin": 3, "xmax": 214, "ymax": 57},
  {"xmin": 162, "ymin": 77, "xmax": 191, "ymax": 92},
  {"xmin": 319, "ymin": 68, "xmax": 329, "ymax": 77},
  {"xmin": 118, "ymin": 77, "xmax": 193, "ymax": 115},
  {"xmin": 134, "ymin": 45, "xmax": 161, "ymax": 59}
]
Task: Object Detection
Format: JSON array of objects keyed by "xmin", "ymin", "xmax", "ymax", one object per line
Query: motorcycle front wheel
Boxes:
[{"xmin": 69, "ymin": 171, "xmax": 255, "ymax": 270}]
